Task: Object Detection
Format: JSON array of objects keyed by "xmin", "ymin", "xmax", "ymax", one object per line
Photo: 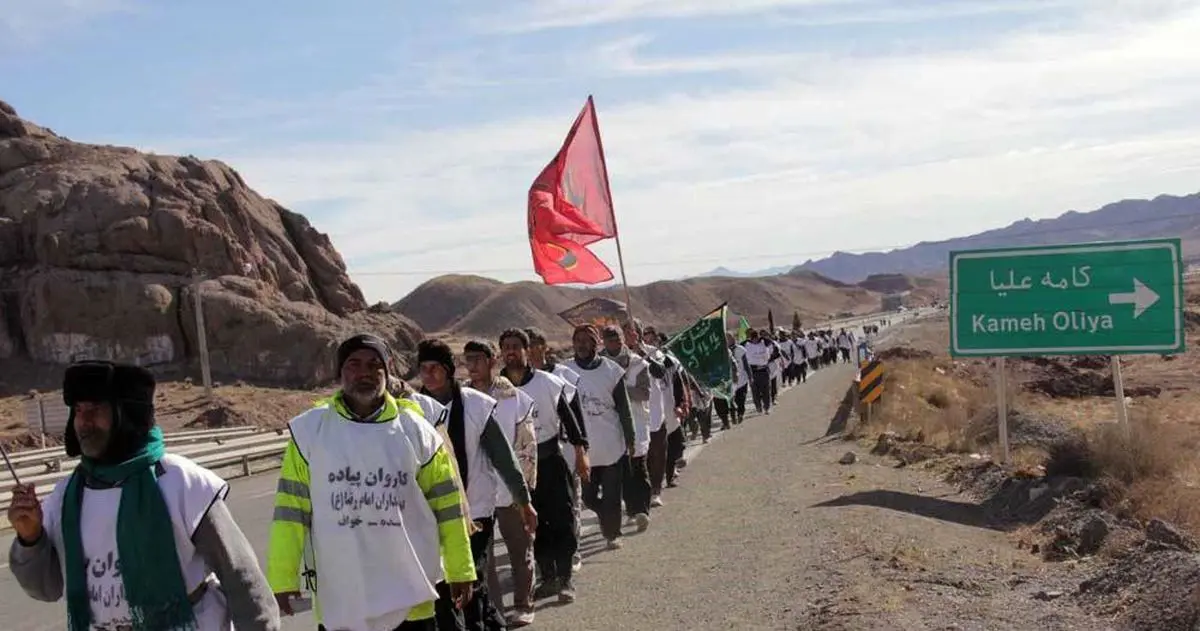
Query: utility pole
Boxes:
[{"xmin": 191, "ymin": 271, "xmax": 213, "ymax": 402}]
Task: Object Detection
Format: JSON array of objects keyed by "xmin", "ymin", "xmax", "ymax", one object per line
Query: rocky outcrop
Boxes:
[{"xmin": 0, "ymin": 99, "xmax": 420, "ymax": 387}]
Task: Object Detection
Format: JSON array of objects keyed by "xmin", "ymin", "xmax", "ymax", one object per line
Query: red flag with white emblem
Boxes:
[{"xmin": 527, "ymin": 96, "xmax": 618, "ymax": 285}]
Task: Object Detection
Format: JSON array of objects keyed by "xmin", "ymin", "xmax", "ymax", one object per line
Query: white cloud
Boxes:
[
  {"xmin": 172, "ymin": 1, "xmax": 1200, "ymax": 304},
  {"xmin": 0, "ymin": 0, "xmax": 136, "ymax": 49},
  {"xmin": 480, "ymin": 0, "xmax": 861, "ymax": 32},
  {"xmin": 481, "ymin": 0, "xmax": 1091, "ymax": 32}
]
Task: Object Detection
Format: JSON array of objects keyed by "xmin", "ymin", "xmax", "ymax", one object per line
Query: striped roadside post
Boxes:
[{"xmin": 857, "ymin": 358, "xmax": 884, "ymax": 422}]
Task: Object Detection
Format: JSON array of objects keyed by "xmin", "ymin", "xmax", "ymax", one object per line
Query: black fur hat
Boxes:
[{"xmin": 62, "ymin": 361, "xmax": 157, "ymax": 461}]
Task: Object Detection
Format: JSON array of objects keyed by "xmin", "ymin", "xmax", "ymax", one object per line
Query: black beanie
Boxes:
[
  {"xmin": 62, "ymin": 361, "xmax": 156, "ymax": 462},
  {"xmin": 337, "ymin": 334, "xmax": 391, "ymax": 374},
  {"xmin": 417, "ymin": 339, "xmax": 456, "ymax": 378}
]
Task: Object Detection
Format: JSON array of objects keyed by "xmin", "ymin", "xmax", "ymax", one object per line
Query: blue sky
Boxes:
[{"xmin": 5, "ymin": 0, "xmax": 1200, "ymax": 302}]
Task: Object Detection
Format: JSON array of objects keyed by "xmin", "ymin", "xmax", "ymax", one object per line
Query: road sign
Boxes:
[
  {"xmin": 950, "ymin": 239, "xmax": 1184, "ymax": 356},
  {"xmin": 858, "ymin": 359, "xmax": 884, "ymax": 404}
]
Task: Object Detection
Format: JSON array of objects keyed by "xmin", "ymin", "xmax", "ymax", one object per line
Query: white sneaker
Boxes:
[
  {"xmin": 509, "ymin": 608, "xmax": 536, "ymax": 627},
  {"xmin": 634, "ymin": 513, "xmax": 650, "ymax": 532},
  {"xmin": 606, "ymin": 538, "xmax": 623, "ymax": 550},
  {"xmin": 650, "ymin": 495, "xmax": 664, "ymax": 508}
]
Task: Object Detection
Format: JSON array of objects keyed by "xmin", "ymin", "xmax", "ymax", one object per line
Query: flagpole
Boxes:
[{"xmin": 588, "ymin": 95, "xmax": 639, "ymax": 329}]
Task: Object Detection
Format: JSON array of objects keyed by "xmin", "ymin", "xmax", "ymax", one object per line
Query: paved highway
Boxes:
[
  {"xmin": 0, "ymin": 413, "xmax": 724, "ymax": 631},
  {"xmin": 0, "ymin": 312, "xmax": 946, "ymax": 630}
]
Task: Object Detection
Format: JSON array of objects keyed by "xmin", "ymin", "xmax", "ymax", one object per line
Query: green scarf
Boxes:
[{"xmin": 62, "ymin": 426, "xmax": 197, "ymax": 631}]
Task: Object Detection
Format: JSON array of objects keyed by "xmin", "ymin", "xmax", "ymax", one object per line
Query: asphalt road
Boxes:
[
  {"xmin": 0, "ymin": 392, "xmax": 734, "ymax": 631},
  {"xmin": 1, "ymin": 317, "xmax": 935, "ymax": 630}
]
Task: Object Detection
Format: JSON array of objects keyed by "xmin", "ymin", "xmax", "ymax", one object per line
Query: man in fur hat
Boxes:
[{"xmin": 8, "ymin": 361, "xmax": 280, "ymax": 631}]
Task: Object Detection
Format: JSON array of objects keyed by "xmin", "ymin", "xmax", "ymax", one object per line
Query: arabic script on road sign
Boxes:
[{"xmin": 950, "ymin": 239, "xmax": 1184, "ymax": 356}]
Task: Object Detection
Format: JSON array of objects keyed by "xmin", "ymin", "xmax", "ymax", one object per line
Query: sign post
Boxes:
[{"xmin": 951, "ymin": 238, "xmax": 1184, "ymax": 458}]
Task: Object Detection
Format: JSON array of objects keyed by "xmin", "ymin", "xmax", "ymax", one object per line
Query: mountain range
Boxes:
[{"xmin": 754, "ymin": 193, "xmax": 1200, "ymax": 283}]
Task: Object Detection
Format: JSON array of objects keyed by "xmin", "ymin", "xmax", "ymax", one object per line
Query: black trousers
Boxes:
[
  {"xmin": 583, "ymin": 455, "xmax": 627, "ymax": 541},
  {"xmin": 666, "ymin": 428, "xmax": 685, "ymax": 484},
  {"xmin": 532, "ymin": 440, "xmax": 578, "ymax": 582},
  {"xmin": 623, "ymin": 455, "xmax": 652, "ymax": 516},
  {"xmin": 694, "ymin": 402, "xmax": 712, "ymax": 439},
  {"xmin": 733, "ymin": 385, "xmax": 747, "ymax": 422},
  {"xmin": 320, "ymin": 619, "xmax": 435, "ymax": 631},
  {"xmin": 648, "ymin": 427, "xmax": 667, "ymax": 493},
  {"xmin": 750, "ymin": 368, "xmax": 771, "ymax": 413},
  {"xmin": 435, "ymin": 517, "xmax": 504, "ymax": 631},
  {"xmin": 714, "ymin": 396, "xmax": 731, "ymax": 428},
  {"xmin": 796, "ymin": 361, "xmax": 808, "ymax": 383}
]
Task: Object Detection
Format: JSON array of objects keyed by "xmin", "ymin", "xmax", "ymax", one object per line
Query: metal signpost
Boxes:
[{"xmin": 950, "ymin": 238, "xmax": 1185, "ymax": 463}]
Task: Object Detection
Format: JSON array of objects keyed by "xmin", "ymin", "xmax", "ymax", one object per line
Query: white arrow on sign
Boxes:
[{"xmin": 1108, "ymin": 277, "xmax": 1160, "ymax": 319}]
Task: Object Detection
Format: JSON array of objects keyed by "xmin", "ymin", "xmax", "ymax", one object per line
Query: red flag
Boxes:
[{"xmin": 528, "ymin": 96, "xmax": 617, "ymax": 285}]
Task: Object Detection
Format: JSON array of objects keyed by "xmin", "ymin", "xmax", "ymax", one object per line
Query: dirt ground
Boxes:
[{"xmin": 842, "ymin": 279, "xmax": 1200, "ymax": 629}]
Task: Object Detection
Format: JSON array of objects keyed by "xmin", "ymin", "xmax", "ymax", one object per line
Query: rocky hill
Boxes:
[
  {"xmin": 393, "ymin": 269, "xmax": 946, "ymax": 340},
  {"xmin": 795, "ymin": 193, "xmax": 1200, "ymax": 282},
  {"xmin": 0, "ymin": 99, "xmax": 420, "ymax": 390}
]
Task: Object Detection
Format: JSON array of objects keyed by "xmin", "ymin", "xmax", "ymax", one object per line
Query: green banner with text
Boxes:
[{"xmin": 665, "ymin": 304, "xmax": 733, "ymax": 400}]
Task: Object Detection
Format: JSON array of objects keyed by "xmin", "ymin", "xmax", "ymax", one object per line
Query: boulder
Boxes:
[{"xmin": 0, "ymin": 99, "xmax": 421, "ymax": 387}]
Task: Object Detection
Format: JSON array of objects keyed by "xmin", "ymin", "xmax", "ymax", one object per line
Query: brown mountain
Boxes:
[
  {"xmin": 796, "ymin": 193, "xmax": 1200, "ymax": 283},
  {"xmin": 393, "ymin": 269, "xmax": 945, "ymax": 341},
  {"xmin": 0, "ymin": 99, "xmax": 420, "ymax": 389}
]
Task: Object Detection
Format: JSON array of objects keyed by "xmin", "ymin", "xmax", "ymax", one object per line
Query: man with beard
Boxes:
[
  {"xmin": 727, "ymin": 333, "xmax": 750, "ymax": 425},
  {"xmin": 565, "ymin": 325, "xmax": 635, "ymax": 550},
  {"xmin": 599, "ymin": 325, "xmax": 653, "ymax": 531},
  {"xmin": 417, "ymin": 339, "xmax": 537, "ymax": 631},
  {"xmin": 743, "ymin": 328, "xmax": 774, "ymax": 415},
  {"xmin": 463, "ymin": 340, "xmax": 540, "ymax": 628},
  {"xmin": 523, "ymin": 327, "xmax": 587, "ymax": 574},
  {"xmin": 640, "ymin": 326, "xmax": 686, "ymax": 503},
  {"xmin": 498, "ymin": 328, "xmax": 589, "ymax": 612},
  {"xmin": 9, "ymin": 361, "xmax": 279, "ymax": 631},
  {"xmin": 268, "ymin": 334, "xmax": 475, "ymax": 631},
  {"xmin": 655, "ymin": 332, "xmax": 691, "ymax": 488},
  {"xmin": 792, "ymin": 330, "xmax": 810, "ymax": 384}
]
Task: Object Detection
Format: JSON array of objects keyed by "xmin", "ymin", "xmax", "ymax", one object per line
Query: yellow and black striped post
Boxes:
[{"xmin": 858, "ymin": 359, "xmax": 884, "ymax": 421}]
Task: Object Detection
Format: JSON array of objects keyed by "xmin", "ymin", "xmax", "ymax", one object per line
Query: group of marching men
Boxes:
[
  {"xmin": 729, "ymin": 326, "xmax": 860, "ymax": 417},
  {"xmin": 10, "ymin": 316, "xmax": 805, "ymax": 631},
  {"xmin": 5, "ymin": 314, "xmax": 880, "ymax": 631}
]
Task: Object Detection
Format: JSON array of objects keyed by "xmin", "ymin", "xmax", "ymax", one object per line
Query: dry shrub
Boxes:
[
  {"xmin": 1083, "ymin": 416, "xmax": 1188, "ymax": 485},
  {"xmin": 1126, "ymin": 478, "xmax": 1200, "ymax": 535},
  {"xmin": 872, "ymin": 357, "xmax": 991, "ymax": 452},
  {"xmin": 1046, "ymin": 411, "xmax": 1200, "ymax": 535}
]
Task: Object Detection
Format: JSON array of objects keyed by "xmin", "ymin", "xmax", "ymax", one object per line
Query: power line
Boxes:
[{"xmin": 350, "ymin": 209, "xmax": 1199, "ymax": 277}]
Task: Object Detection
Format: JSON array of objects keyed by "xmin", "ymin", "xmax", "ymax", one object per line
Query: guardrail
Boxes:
[
  {"xmin": 3, "ymin": 426, "xmax": 261, "ymax": 467},
  {"xmin": 3, "ymin": 431, "xmax": 286, "ymax": 487},
  {"xmin": 0, "ymin": 430, "xmax": 290, "ymax": 515}
]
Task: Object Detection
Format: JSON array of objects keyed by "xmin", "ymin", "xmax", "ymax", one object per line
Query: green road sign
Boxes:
[{"xmin": 950, "ymin": 239, "xmax": 1185, "ymax": 357}]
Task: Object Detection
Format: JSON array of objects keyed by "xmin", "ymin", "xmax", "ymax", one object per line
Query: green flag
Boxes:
[
  {"xmin": 736, "ymin": 316, "xmax": 751, "ymax": 343},
  {"xmin": 665, "ymin": 304, "xmax": 734, "ymax": 400}
]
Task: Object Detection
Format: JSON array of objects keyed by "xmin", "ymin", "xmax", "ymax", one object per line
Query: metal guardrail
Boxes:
[
  {"xmin": 4, "ymin": 427, "xmax": 261, "ymax": 467},
  {"xmin": 3, "ymin": 432, "xmax": 287, "ymax": 487},
  {"xmin": 0, "ymin": 432, "xmax": 289, "ymax": 513}
]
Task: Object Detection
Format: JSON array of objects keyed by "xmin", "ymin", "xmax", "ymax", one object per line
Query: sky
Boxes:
[{"xmin": 4, "ymin": 0, "xmax": 1200, "ymax": 303}]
